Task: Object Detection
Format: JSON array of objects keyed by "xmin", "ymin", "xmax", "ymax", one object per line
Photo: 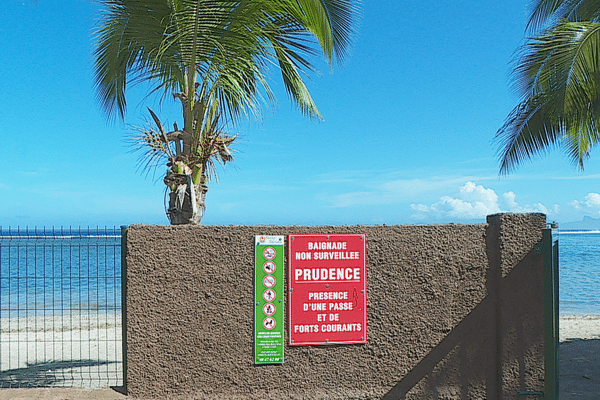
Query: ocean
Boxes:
[
  {"xmin": 0, "ymin": 228, "xmax": 122, "ymax": 318},
  {"xmin": 0, "ymin": 228, "xmax": 597, "ymax": 317},
  {"xmin": 558, "ymin": 230, "xmax": 600, "ymax": 315}
]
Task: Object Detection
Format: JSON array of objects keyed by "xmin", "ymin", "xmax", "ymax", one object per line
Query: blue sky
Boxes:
[{"xmin": 2, "ymin": 0, "xmax": 600, "ymax": 227}]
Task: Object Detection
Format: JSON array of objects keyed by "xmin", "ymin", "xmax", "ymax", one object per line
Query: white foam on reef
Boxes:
[{"xmin": 557, "ymin": 230, "xmax": 600, "ymax": 234}]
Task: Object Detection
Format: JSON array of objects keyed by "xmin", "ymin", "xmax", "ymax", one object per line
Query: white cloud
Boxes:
[
  {"xmin": 502, "ymin": 191, "xmax": 554, "ymax": 214},
  {"xmin": 319, "ymin": 172, "xmax": 558, "ymax": 223},
  {"xmin": 409, "ymin": 203, "xmax": 430, "ymax": 220},
  {"xmin": 411, "ymin": 182, "xmax": 555, "ymax": 221},
  {"xmin": 458, "ymin": 181, "xmax": 499, "ymax": 206},
  {"xmin": 324, "ymin": 174, "xmax": 491, "ymax": 208},
  {"xmin": 503, "ymin": 191, "xmax": 519, "ymax": 211},
  {"xmin": 569, "ymin": 193, "xmax": 600, "ymax": 216},
  {"xmin": 411, "ymin": 182, "xmax": 500, "ymax": 220}
]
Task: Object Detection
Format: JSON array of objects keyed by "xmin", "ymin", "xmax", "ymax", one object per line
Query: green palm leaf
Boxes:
[
  {"xmin": 497, "ymin": 16, "xmax": 600, "ymax": 173},
  {"xmin": 527, "ymin": 0, "xmax": 600, "ymax": 32}
]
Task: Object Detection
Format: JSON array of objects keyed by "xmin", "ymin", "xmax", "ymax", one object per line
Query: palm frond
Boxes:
[
  {"xmin": 567, "ymin": 0, "xmax": 600, "ymax": 23},
  {"xmin": 527, "ymin": 0, "xmax": 568, "ymax": 32},
  {"xmin": 498, "ymin": 19, "xmax": 600, "ymax": 172},
  {"xmin": 561, "ymin": 98, "xmax": 600, "ymax": 167},
  {"xmin": 527, "ymin": 0, "xmax": 600, "ymax": 32},
  {"xmin": 94, "ymin": 0, "xmax": 184, "ymax": 120},
  {"xmin": 273, "ymin": 43, "xmax": 321, "ymax": 119},
  {"xmin": 513, "ymin": 21, "xmax": 600, "ymax": 106},
  {"xmin": 128, "ymin": 124, "xmax": 174, "ymax": 177},
  {"xmin": 496, "ymin": 94, "xmax": 564, "ymax": 174},
  {"xmin": 288, "ymin": 0, "xmax": 358, "ymax": 63},
  {"xmin": 147, "ymin": 107, "xmax": 175, "ymax": 159}
]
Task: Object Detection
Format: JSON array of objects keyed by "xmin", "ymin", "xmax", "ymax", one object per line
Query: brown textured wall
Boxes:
[{"xmin": 124, "ymin": 213, "xmax": 547, "ymax": 399}]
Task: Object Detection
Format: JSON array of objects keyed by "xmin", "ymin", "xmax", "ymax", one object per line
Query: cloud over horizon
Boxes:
[
  {"xmin": 570, "ymin": 193, "xmax": 600, "ymax": 217},
  {"xmin": 411, "ymin": 182, "xmax": 556, "ymax": 221}
]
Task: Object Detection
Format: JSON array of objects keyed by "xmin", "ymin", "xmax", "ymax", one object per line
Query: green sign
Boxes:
[{"xmin": 255, "ymin": 235, "xmax": 285, "ymax": 364}]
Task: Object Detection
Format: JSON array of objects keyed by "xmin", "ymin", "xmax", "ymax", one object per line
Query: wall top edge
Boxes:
[
  {"xmin": 128, "ymin": 223, "xmax": 490, "ymax": 229},
  {"xmin": 129, "ymin": 213, "xmax": 548, "ymax": 230},
  {"xmin": 487, "ymin": 212, "xmax": 546, "ymax": 218}
]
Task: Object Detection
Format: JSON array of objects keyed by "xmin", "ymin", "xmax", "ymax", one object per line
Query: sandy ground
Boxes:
[
  {"xmin": 0, "ymin": 314, "xmax": 598, "ymax": 399},
  {"xmin": 560, "ymin": 314, "xmax": 600, "ymax": 342},
  {"xmin": 0, "ymin": 388, "xmax": 126, "ymax": 399},
  {"xmin": 559, "ymin": 315, "xmax": 600, "ymax": 399},
  {"xmin": 0, "ymin": 313, "xmax": 123, "ymax": 391}
]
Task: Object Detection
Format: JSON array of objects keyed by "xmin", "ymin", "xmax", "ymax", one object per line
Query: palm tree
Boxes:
[
  {"xmin": 495, "ymin": 0, "xmax": 600, "ymax": 174},
  {"xmin": 94, "ymin": 0, "xmax": 357, "ymax": 224}
]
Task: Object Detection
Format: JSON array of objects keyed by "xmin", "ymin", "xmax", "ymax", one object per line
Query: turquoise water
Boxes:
[{"xmin": 558, "ymin": 231, "xmax": 600, "ymax": 315}]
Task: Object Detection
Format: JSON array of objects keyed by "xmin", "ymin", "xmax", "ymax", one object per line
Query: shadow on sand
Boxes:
[
  {"xmin": 0, "ymin": 359, "xmax": 117, "ymax": 388},
  {"xmin": 560, "ymin": 339, "xmax": 600, "ymax": 399}
]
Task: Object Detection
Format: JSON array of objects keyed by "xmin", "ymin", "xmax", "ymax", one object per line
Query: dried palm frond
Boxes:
[{"xmin": 129, "ymin": 124, "xmax": 175, "ymax": 177}]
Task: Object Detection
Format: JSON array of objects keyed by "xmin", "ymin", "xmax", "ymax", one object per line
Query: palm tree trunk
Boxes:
[
  {"xmin": 165, "ymin": 172, "xmax": 208, "ymax": 225},
  {"xmin": 192, "ymin": 180, "xmax": 208, "ymax": 224}
]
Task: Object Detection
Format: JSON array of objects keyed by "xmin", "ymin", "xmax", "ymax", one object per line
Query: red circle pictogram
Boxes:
[
  {"xmin": 263, "ymin": 261, "xmax": 276, "ymax": 274},
  {"xmin": 263, "ymin": 288, "xmax": 276, "ymax": 302},
  {"xmin": 263, "ymin": 303, "xmax": 276, "ymax": 316},
  {"xmin": 263, "ymin": 275, "xmax": 276, "ymax": 288},
  {"xmin": 263, "ymin": 317, "xmax": 276, "ymax": 330},
  {"xmin": 263, "ymin": 247, "xmax": 276, "ymax": 260}
]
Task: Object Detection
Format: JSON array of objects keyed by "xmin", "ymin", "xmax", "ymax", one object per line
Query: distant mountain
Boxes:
[{"xmin": 560, "ymin": 216, "xmax": 600, "ymax": 231}]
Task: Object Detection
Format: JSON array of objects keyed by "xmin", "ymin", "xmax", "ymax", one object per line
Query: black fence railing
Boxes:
[{"xmin": 0, "ymin": 227, "xmax": 123, "ymax": 388}]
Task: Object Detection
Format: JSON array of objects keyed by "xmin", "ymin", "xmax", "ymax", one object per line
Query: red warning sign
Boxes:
[{"xmin": 288, "ymin": 233, "xmax": 367, "ymax": 345}]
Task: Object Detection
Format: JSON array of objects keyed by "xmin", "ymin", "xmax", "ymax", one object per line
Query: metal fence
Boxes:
[{"xmin": 0, "ymin": 227, "xmax": 124, "ymax": 388}]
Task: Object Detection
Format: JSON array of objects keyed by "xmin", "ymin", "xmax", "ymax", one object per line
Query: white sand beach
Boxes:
[
  {"xmin": 0, "ymin": 313, "xmax": 597, "ymax": 397},
  {"xmin": 560, "ymin": 314, "xmax": 600, "ymax": 342},
  {"xmin": 0, "ymin": 313, "xmax": 123, "ymax": 389}
]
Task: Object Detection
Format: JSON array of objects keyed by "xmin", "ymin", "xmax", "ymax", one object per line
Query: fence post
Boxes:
[
  {"xmin": 542, "ymin": 228, "xmax": 559, "ymax": 400},
  {"xmin": 120, "ymin": 225, "xmax": 128, "ymax": 393}
]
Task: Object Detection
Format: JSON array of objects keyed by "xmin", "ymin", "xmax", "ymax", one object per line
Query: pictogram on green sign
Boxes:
[{"xmin": 255, "ymin": 235, "xmax": 284, "ymax": 364}]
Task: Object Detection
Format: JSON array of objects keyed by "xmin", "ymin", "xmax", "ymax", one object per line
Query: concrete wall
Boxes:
[{"xmin": 124, "ymin": 213, "xmax": 547, "ymax": 399}]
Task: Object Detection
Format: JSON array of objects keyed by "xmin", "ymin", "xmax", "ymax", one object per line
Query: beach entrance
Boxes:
[{"xmin": 0, "ymin": 227, "xmax": 124, "ymax": 389}]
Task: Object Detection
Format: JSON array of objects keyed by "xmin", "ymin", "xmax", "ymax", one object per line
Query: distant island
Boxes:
[{"xmin": 559, "ymin": 216, "xmax": 600, "ymax": 231}]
